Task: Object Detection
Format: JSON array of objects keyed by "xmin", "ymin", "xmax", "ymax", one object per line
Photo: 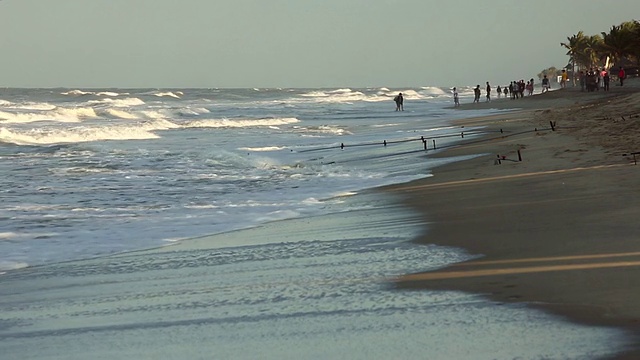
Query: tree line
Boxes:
[{"xmin": 537, "ymin": 19, "xmax": 640, "ymax": 81}]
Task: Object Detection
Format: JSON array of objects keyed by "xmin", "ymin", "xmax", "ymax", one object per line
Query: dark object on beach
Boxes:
[
  {"xmin": 394, "ymin": 93, "xmax": 404, "ymax": 111},
  {"xmin": 585, "ymin": 72, "xmax": 598, "ymax": 92}
]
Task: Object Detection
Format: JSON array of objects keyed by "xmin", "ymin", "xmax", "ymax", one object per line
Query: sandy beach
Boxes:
[{"xmin": 391, "ymin": 79, "xmax": 640, "ymax": 358}]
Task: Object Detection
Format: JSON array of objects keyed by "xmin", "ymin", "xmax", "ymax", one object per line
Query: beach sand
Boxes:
[{"xmin": 391, "ymin": 79, "xmax": 640, "ymax": 358}]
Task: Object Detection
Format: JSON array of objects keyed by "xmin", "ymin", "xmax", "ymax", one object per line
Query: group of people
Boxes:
[
  {"xmin": 505, "ymin": 79, "xmax": 537, "ymax": 99},
  {"xmin": 579, "ymin": 66, "xmax": 626, "ymax": 92},
  {"xmin": 464, "ymin": 82, "xmax": 497, "ymax": 104},
  {"xmin": 452, "ymin": 78, "xmax": 538, "ymax": 106},
  {"xmin": 398, "ymin": 66, "xmax": 629, "ymax": 110}
]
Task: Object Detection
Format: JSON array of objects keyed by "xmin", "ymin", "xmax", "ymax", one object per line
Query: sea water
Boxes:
[
  {"xmin": 0, "ymin": 86, "xmax": 482, "ymax": 270},
  {"xmin": 0, "ymin": 87, "xmax": 630, "ymax": 359}
]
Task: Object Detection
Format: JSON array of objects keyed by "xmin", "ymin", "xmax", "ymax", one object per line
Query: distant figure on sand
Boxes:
[
  {"xmin": 485, "ymin": 82, "xmax": 491, "ymax": 102},
  {"xmin": 394, "ymin": 92, "xmax": 404, "ymax": 111},
  {"xmin": 603, "ymin": 71, "xmax": 610, "ymax": 91},
  {"xmin": 453, "ymin": 87, "xmax": 460, "ymax": 107},
  {"xmin": 541, "ymin": 75, "xmax": 550, "ymax": 93},
  {"xmin": 473, "ymin": 85, "xmax": 481, "ymax": 103},
  {"xmin": 619, "ymin": 67, "xmax": 626, "ymax": 86},
  {"xmin": 496, "ymin": 85, "xmax": 501, "ymax": 98},
  {"xmin": 560, "ymin": 69, "xmax": 568, "ymax": 88},
  {"xmin": 503, "ymin": 86, "xmax": 508, "ymax": 97}
]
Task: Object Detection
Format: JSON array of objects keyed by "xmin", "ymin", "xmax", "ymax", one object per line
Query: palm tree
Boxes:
[
  {"xmin": 583, "ymin": 34, "xmax": 604, "ymax": 68},
  {"xmin": 562, "ymin": 20, "xmax": 640, "ymax": 77},
  {"xmin": 629, "ymin": 20, "xmax": 640, "ymax": 66},
  {"xmin": 561, "ymin": 32, "xmax": 587, "ymax": 85},
  {"xmin": 601, "ymin": 22, "xmax": 636, "ymax": 65}
]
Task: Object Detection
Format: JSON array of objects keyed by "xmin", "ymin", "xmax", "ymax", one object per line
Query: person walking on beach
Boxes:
[
  {"xmin": 473, "ymin": 85, "xmax": 481, "ymax": 103},
  {"xmin": 525, "ymin": 80, "xmax": 532, "ymax": 96},
  {"xmin": 496, "ymin": 85, "xmax": 501, "ymax": 98},
  {"xmin": 541, "ymin": 75, "xmax": 550, "ymax": 93},
  {"xmin": 528, "ymin": 78, "xmax": 535, "ymax": 96},
  {"xmin": 503, "ymin": 86, "xmax": 508, "ymax": 98},
  {"xmin": 453, "ymin": 87, "xmax": 460, "ymax": 107},
  {"xmin": 560, "ymin": 69, "xmax": 568, "ymax": 88},
  {"xmin": 603, "ymin": 71, "xmax": 610, "ymax": 91},
  {"xmin": 394, "ymin": 92, "xmax": 404, "ymax": 111},
  {"xmin": 485, "ymin": 82, "xmax": 491, "ymax": 102},
  {"xmin": 618, "ymin": 67, "xmax": 626, "ymax": 86}
]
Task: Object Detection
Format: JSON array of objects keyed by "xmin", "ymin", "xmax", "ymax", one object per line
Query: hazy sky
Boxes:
[{"xmin": 0, "ymin": 0, "xmax": 638, "ymax": 88}]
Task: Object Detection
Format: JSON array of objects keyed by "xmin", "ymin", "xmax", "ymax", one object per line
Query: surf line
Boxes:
[
  {"xmin": 399, "ymin": 260, "xmax": 640, "ymax": 282},
  {"xmin": 399, "ymin": 163, "xmax": 630, "ymax": 191}
]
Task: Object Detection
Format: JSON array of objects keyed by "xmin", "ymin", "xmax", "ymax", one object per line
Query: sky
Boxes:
[{"xmin": 0, "ymin": 0, "xmax": 639, "ymax": 88}]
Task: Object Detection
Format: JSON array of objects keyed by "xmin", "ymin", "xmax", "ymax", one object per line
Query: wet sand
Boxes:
[{"xmin": 391, "ymin": 79, "xmax": 640, "ymax": 358}]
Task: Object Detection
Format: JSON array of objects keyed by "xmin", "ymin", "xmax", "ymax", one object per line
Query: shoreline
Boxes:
[
  {"xmin": 1, "ymin": 84, "xmax": 638, "ymax": 358},
  {"xmin": 388, "ymin": 80, "xmax": 640, "ymax": 358}
]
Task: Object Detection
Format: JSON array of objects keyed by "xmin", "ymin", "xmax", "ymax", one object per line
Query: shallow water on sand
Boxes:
[{"xmin": 0, "ymin": 192, "xmax": 629, "ymax": 360}]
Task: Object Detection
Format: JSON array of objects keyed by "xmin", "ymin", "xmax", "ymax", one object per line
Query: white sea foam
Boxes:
[
  {"xmin": 154, "ymin": 91, "xmax": 182, "ymax": 98},
  {"xmin": 0, "ymin": 123, "xmax": 162, "ymax": 145},
  {"xmin": 0, "ymin": 107, "xmax": 96, "ymax": 123},
  {"xmin": 176, "ymin": 107, "xmax": 210, "ymax": 117},
  {"xmin": 419, "ymin": 86, "xmax": 449, "ymax": 97},
  {"xmin": 293, "ymin": 124, "xmax": 351, "ymax": 135},
  {"xmin": 102, "ymin": 108, "xmax": 139, "ymax": 119},
  {"xmin": 371, "ymin": 123, "xmax": 400, "ymax": 128},
  {"xmin": 61, "ymin": 89, "xmax": 93, "ymax": 96},
  {"xmin": 238, "ymin": 146, "xmax": 288, "ymax": 152},
  {"xmin": 183, "ymin": 117, "xmax": 300, "ymax": 128},
  {"xmin": 139, "ymin": 110, "xmax": 168, "ymax": 120},
  {"xmin": 299, "ymin": 89, "xmax": 373, "ymax": 103},
  {"xmin": 0, "ymin": 232, "xmax": 18, "ymax": 240},
  {"xmin": 0, "ymin": 261, "xmax": 28, "ymax": 271},
  {"xmin": 87, "ymin": 97, "xmax": 145, "ymax": 107},
  {"xmin": 14, "ymin": 102, "xmax": 57, "ymax": 111},
  {"xmin": 96, "ymin": 91, "xmax": 121, "ymax": 97}
]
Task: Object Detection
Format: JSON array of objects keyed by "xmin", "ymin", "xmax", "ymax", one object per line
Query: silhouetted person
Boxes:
[
  {"xmin": 618, "ymin": 67, "xmax": 626, "ymax": 86},
  {"xmin": 473, "ymin": 85, "xmax": 480, "ymax": 103},
  {"xmin": 453, "ymin": 87, "xmax": 460, "ymax": 107},
  {"xmin": 485, "ymin": 82, "xmax": 491, "ymax": 102},
  {"xmin": 541, "ymin": 75, "xmax": 550, "ymax": 93},
  {"xmin": 394, "ymin": 92, "xmax": 404, "ymax": 111}
]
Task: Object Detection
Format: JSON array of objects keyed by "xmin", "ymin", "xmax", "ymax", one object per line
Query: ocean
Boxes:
[
  {"xmin": 0, "ymin": 87, "xmax": 630, "ymax": 359},
  {"xmin": 0, "ymin": 86, "xmax": 482, "ymax": 270}
]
